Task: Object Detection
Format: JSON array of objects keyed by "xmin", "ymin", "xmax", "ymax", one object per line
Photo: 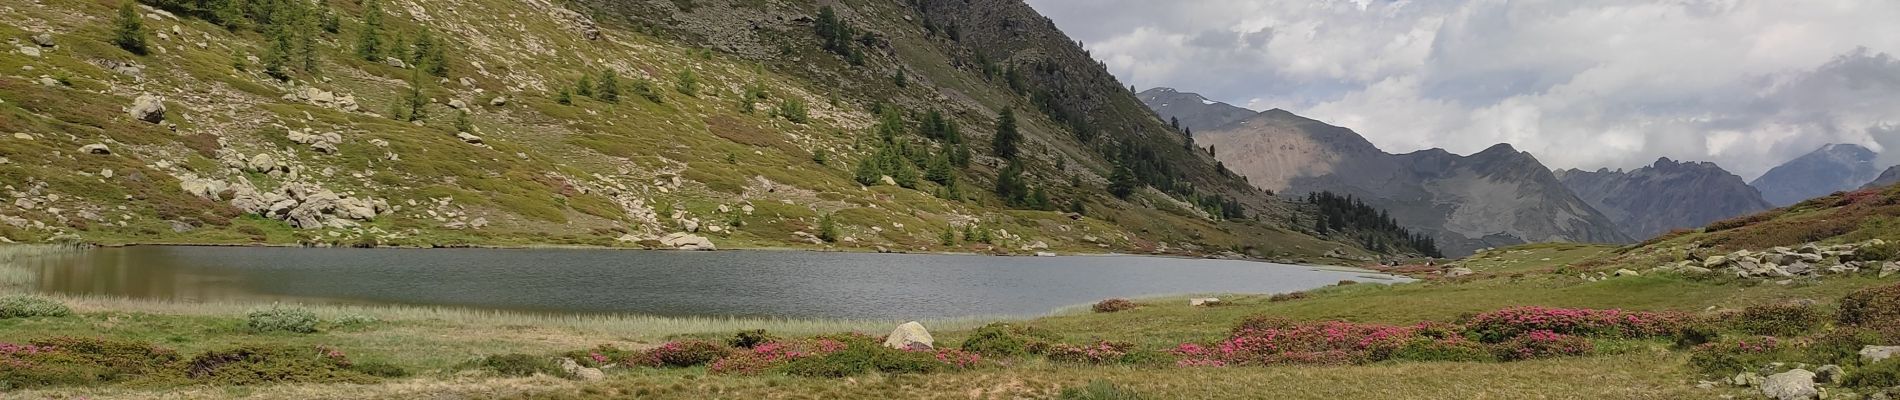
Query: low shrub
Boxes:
[
  {"xmin": 630, "ymin": 340, "xmax": 733, "ymax": 368},
  {"xmin": 708, "ymin": 352, "xmax": 774, "ymax": 375},
  {"xmin": 1687, "ymin": 336, "xmax": 1787, "ymax": 375},
  {"xmin": 185, "ymin": 345, "xmax": 373, "ymax": 385},
  {"xmin": 1845, "ymin": 358, "xmax": 1900, "ymax": 389},
  {"xmin": 246, "ymin": 305, "xmax": 320, "ymax": 334},
  {"xmin": 0, "ymin": 295, "xmax": 71, "ymax": 319},
  {"xmin": 1851, "ymin": 241, "xmax": 1899, "ymax": 262},
  {"xmin": 1491, "ymin": 331, "xmax": 1592, "ymax": 361},
  {"xmin": 777, "ymin": 340, "xmax": 943, "ymax": 377},
  {"xmin": 350, "ymin": 361, "xmax": 410, "ymax": 378},
  {"xmin": 1839, "ymin": 283, "xmax": 1900, "ymax": 327},
  {"xmin": 1671, "ymin": 322, "xmax": 1723, "ymax": 349},
  {"xmin": 960, "ymin": 323, "xmax": 1058, "ymax": 358},
  {"xmin": 1462, "ymin": 306, "xmax": 1687, "ymax": 342},
  {"xmin": 1729, "ymin": 302, "xmax": 1826, "ymax": 337},
  {"xmin": 728, "ymin": 329, "xmax": 778, "ymax": 349},
  {"xmin": 1045, "ymin": 340, "xmax": 1136, "ymax": 365},
  {"xmin": 1268, "ymin": 292, "xmax": 1308, "ymax": 302},
  {"xmin": 0, "ymin": 337, "xmax": 182, "ymax": 389},
  {"xmin": 561, "ymin": 344, "xmax": 637, "ymax": 368},
  {"xmin": 1805, "ymin": 327, "xmax": 1900, "ymax": 367},
  {"xmin": 1058, "ymin": 380, "xmax": 1148, "ymax": 400},
  {"xmin": 1389, "ymin": 337, "xmax": 1495, "ymax": 363},
  {"xmin": 479, "ymin": 353, "xmax": 563, "ymax": 378},
  {"xmin": 1231, "ymin": 315, "xmax": 1298, "ymax": 335},
  {"xmin": 1092, "ymin": 298, "xmax": 1137, "ymax": 313},
  {"xmin": 334, "ymin": 314, "xmax": 378, "ymax": 328}
]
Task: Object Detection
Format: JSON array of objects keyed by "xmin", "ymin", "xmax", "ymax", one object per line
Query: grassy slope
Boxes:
[{"xmin": 0, "ymin": 0, "xmax": 1365, "ymax": 261}]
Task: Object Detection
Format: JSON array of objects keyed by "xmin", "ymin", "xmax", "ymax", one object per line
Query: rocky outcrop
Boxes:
[
  {"xmin": 657, "ymin": 232, "xmax": 714, "ymax": 251},
  {"xmin": 1648, "ymin": 240, "xmax": 1896, "ymax": 281},
  {"xmin": 1752, "ymin": 143, "xmax": 1883, "ymax": 206},
  {"xmin": 1865, "ymin": 346, "xmax": 1900, "ymax": 364},
  {"xmin": 883, "ymin": 321, "xmax": 933, "ymax": 350},
  {"xmin": 1555, "ymin": 158, "xmax": 1774, "ymax": 240},
  {"xmin": 79, "ymin": 144, "xmax": 111, "ymax": 155},
  {"xmin": 127, "ymin": 94, "xmax": 165, "ymax": 123},
  {"xmin": 286, "ymin": 129, "xmax": 342, "ymax": 154},
  {"xmin": 1760, "ymin": 369, "xmax": 1817, "ymax": 400},
  {"xmin": 557, "ymin": 358, "xmax": 605, "ymax": 381},
  {"xmin": 228, "ymin": 181, "xmax": 387, "ymax": 229},
  {"xmin": 283, "ymin": 87, "xmax": 360, "ymax": 112}
]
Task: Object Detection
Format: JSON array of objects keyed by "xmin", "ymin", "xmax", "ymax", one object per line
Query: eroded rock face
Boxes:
[
  {"xmin": 128, "ymin": 94, "xmax": 165, "ymax": 123},
  {"xmin": 883, "ymin": 321, "xmax": 933, "ymax": 350},
  {"xmin": 227, "ymin": 181, "xmax": 387, "ymax": 229}
]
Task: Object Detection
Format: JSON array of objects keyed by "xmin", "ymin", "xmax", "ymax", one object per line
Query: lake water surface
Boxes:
[{"xmin": 8, "ymin": 246, "xmax": 1402, "ymax": 319}]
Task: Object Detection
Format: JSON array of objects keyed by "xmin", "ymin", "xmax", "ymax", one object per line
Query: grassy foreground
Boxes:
[{"xmin": 0, "ymin": 241, "xmax": 1890, "ymax": 399}]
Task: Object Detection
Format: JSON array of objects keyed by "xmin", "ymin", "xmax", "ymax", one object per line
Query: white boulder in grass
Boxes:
[
  {"xmin": 883, "ymin": 321, "xmax": 933, "ymax": 350},
  {"xmin": 1189, "ymin": 298, "xmax": 1220, "ymax": 306}
]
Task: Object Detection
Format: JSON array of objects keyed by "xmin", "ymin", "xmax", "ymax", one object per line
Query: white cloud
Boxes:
[{"xmin": 1027, "ymin": 0, "xmax": 1900, "ymax": 179}]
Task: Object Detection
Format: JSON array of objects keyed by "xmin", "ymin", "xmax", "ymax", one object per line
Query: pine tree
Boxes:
[
  {"xmin": 992, "ymin": 109, "xmax": 1020, "ymax": 160},
  {"xmin": 925, "ymin": 151, "xmax": 954, "ymax": 185},
  {"xmin": 995, "ymin": 162, "xmax": 1030, "ymax": 206},
  {"xmin": 576, "ymin": 75, "xmax": 594, "ymax": 98},
  {"xmin": 356, "ymin": 0, "xmax": 383, "ymax": 61},
  {"xmin": 112, "ymin": 2, "xmax": 148, "ymax": 55},
  {"xmin": 555, "ymin": 88, "xmax": 573, "ymax": 105},
  {"xmin": 413, "ymin": 28, "xmax": 447, "ymax": 77},
  {"xmin": 261, "ymin": 23, "xmax": 294, "ymax": 80},
  {"xmin": 817, "ymin": 214, "xmax": 840, "ymax": 243},
  {"xmin": 401, "ymin": 70, "xmax": 427, "ymax": 122},
  {"xmin": 674, "ymin": 69, "xmax": 699, "ymax": 96},
  {"xmin": 296, "ymin": 8, "xmax": 321, "ymax": 74},
  {"xmin": 597, "ymin": 70, "xmax": 620, "ymax": 103},
  {"xmin": 1108, "ymin": 163, "xmax": 1139, "ymax": 198},
  {"xmin": 453, "ymin": 109, "xmax": 472, "ymax": 132}
]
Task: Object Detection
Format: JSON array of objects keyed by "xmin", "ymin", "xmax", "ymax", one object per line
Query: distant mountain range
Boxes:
[
  {"xmin": 1750, "ymin": 144, "xmax": 1884, "ymax": 206},
  {"xmin": 1866, "ymin": 166, "xmax": 1900, "ymax": 189},
  {"xmin": 1156, "ymin": 98, "xmax": 1630, "ymax": 257},
  {"xmin": 1139, "ymin": 87, "xmax": 1899, "ymax": 255},
  {"xmin": 1554, "ymin": 159, "xmax": 1774, "ymax": 239}
]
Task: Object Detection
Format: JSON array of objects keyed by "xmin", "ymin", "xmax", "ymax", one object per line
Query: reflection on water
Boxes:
[{"xmin": 6, "ymin": 246, "xmax": 1405, "ymax": 319}]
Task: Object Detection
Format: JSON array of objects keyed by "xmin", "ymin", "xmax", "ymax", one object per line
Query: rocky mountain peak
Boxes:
[
  {"xmin": 1751, "ymin": 143, "xmax": 1883, "ymax": 206},
  {"xmin": 1558, "ymin": 158, "xmax": 1773, "ymax": 240}
]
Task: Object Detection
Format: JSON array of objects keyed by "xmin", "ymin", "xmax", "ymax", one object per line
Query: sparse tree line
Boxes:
[{"xmin": 1301, "ymin": 191, "xmax": 1442, "ymax": 257}]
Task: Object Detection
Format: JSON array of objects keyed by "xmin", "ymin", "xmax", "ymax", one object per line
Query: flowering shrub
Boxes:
[
  {"xmin": 1463, "ymin": 306, "xmax": 1686, "ymax": 342},
  {"xmin": 1045, "ymin": 340, "xmax": 1134, "ymax": 364},
  {"xmin": 1181, "ymin": 321, "xmax": 1416, "ymax": 366},
  {"xmin": 1231, "ymin": 315, "xmax": 1298, "ymax": 335},
  {"xmin": 1092, "ymin": 298, "xmax": 1137, "ymax": 313},
  {"xmin": 561, "ymin": 344, "xmax": 636, "ymax": 368},
  {"xmin": 1389, "ymin": 337, "xmax": 1494, "ymax": 362},
  {"xmin": 1491, "ymin": 330, "xmax": 1592, "ymax": 361},
  {"xmin": 708, "ymin": 352, "xmax": 774, "ymax": 375},
  {"xmin": 728, "ymin": 329, "xmax": 778, "ymax": 349},
  {"xmin": 628, "ymin": 340, "xmax": 733, "ymax": 368},
  {"xmin": 931, "ymin": 348, "xmax": 984, "ymax": 369}
]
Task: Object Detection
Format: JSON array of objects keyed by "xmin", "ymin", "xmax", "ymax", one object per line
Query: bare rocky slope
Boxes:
[
  {"xmin": 1751, "ymin": 143, "xmax": 1883, "ymax": 206},
  {"xmin": 1554, "ymin": 158, "xmax": 1774, "ymax": 241},
  {"xmin": 0, "ymin": 0, "xmax": 1388, "ymax": 259},
  {"xmin": 1864, "ymin": 165, "xmax": 1900, "ymax": 189},
  {"xmin": 1167, "ymin": 108, "xmax": 1629, "ymax": 257},
  {"xmin": 1135, "ymin": 87, "xmax": 1253, "ymax": 135}
]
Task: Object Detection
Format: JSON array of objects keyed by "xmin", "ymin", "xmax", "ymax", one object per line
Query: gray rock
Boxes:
[
  {"xmin": 882, "ymin": 321, "xmax": 933, "ymax": 350},
  {"xmin": 1761, "ymin": 369, "xmax": 1817, "ymax": 400},
  {"xmin": 31, "ymin": 33, "xmax": 55, "ymax": 47},
  {"xmin": 17, "ymin": 46, "xmax": 40, "ymax": 58},
  {"xmin": 1817, "ymin": 364, "xmax": 1844, "ymax": 384},
  {"xmin": 128, "ymin": 94, "xmax": 165, "ymax": 123},
  {"xmin": 448, "ymin": 99, "xmax": 467, "ymax": 109},
  {"xmin": 658, "ymin": 232, "xmax": 714, "ymax": 251},
  {"xmin": 1864, "ymin": 346, "xmax": 1900, "ymax": 363},
  {"xmin": 490, "ymin": 96, "xmax": 508, "ymax": 106},
  {"xmin": 80, "ymin": 143, "xmax": 111, "ymax": 154},
  {"xmin": 1189, "ymin": 297, "xmax": 1220, "ymax": 306},
  {"xmin": 1734, "ymin": 372, "xmax": 1765, "ymax": 387},
  {"xmin": 1614, "ymin": 268, "xmax": 1641, "ymax": 277},
  {"xmin": 556, "ymin": 358, "xmax": 604, "ymax": 381},
  {"xmin": 1446, "ymin": 267, "xmax": 1475, "ymax": 277},
  {"xmin": 455, "ymin": 132, "xmax": 484, "ymax": 144}
]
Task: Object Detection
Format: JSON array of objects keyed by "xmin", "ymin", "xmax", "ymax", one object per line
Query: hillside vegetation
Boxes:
[{"xmin": 0, "ymin": 0, "xmax": 1384, "ymax": 259}]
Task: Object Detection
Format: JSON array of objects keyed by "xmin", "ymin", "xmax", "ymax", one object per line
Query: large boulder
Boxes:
[
  {"xmin": 556, "ymin": 358, "xmax": 604, "ymax": 381},
  {"xmin": 883, "ymin": 321, "xmax": 933, "ymax": 350},
  {"xmin": 1864, "ymin": 346, "xmax": 1900, "ymax": 363},
  {"xmin": 79, "ymin": 144, "xmax": 111, "ymax": 154},
  {"xmin": 128, "ymin": 94, "xmax": 165, "ymax": 123},
  {"xmin": 658, "ymin": 232, "xmax": 715, "ymax": 251},
  {"xmin": 1761, "ymin": 369, "xmax": 1818, "ymax": 400}
]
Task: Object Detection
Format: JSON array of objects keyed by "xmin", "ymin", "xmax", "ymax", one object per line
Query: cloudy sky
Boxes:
[{"xmin": 1024, "ymin": 0, "xmax": 1900, "ymax": 179}]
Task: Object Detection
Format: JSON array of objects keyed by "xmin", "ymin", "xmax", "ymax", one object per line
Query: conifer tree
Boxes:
[
  {"xmin": 356, "ymin": 0, "xmax": 383, "ymax": 60},
  {"xmin": 112, "ymin": 2, "xmax": 148, "ymax": 55},
  {"xmin": 597, "ymin": 70, "xmax": 620, "ymax": 103},
  {"xmin": 992, "ymin": 109, "xmax": 1020, "ymax": 160}
]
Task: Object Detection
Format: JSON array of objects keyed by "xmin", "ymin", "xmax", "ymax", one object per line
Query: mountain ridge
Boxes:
[
  {"xmin": 1751, "ymin": 143, "xmax": 1883, "ymax": 206},
  {"xmin": 1554, "ymin": 157, "xmax": 1774, "ymax": 240}
]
